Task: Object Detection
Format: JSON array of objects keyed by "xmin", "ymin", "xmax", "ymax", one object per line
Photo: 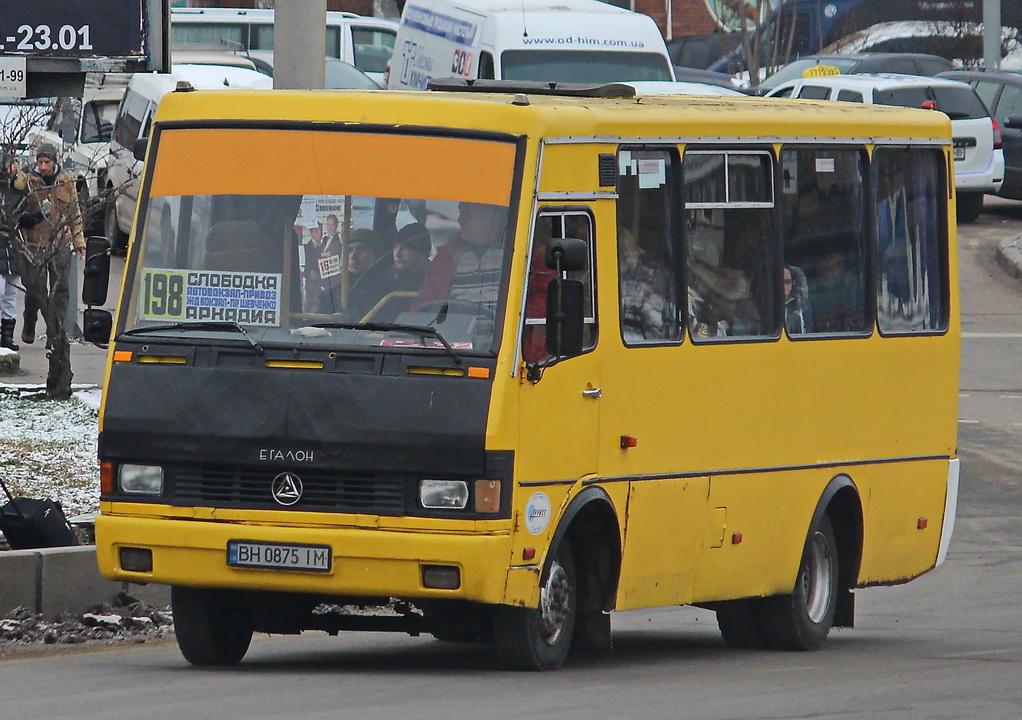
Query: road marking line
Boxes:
[
  {"xmin": 936, "ymin": 648, "xmax": 1018, "ymax": 659},
  {"xmin": 963, "ymin": 332, "xmax": 1022, "ymax": 338},
  {"xmin": 1000, "ymin": 395, "xmax": 1022, "ymax": 400},
  {"xmin": 958, "ymin": 419, "xmax": 979, "ymax": 424}
]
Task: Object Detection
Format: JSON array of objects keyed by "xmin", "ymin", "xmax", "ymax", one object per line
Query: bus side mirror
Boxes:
[
  {"xmin": 545, "ymin": 278, "xmax": 585, "ymax": 358},
  {"xmin": 82, "ymin": 236, "xmax": 111, "ymax": 306},
  {"xmin": 133, "ymin": 137, "xmax": 149, "ymax": 161},
  {"xmin": 545, "ymin": 237, "xmax": 588, "ymax": 272},
  {"xmin": 83, "ymin": 308, "xmax": 113, "ymax": 345}
]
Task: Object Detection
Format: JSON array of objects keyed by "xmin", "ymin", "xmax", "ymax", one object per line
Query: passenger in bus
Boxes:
[
  {"xmin": 522, "ymin": 221, "xmax": 556, "ymax": 364},
  {"xmin": 618, "ymin": 226, "xmax": 672, "ymax": 343},
  {"xmin": 687, "ymin": 256, "xmax": 756, "ymax": 338},
  {"xmin": 413, "ymin": 201, "xmax": 506, "ymax": 314},
  {"xmin": 318, "ymin": 228, "xmax": 384, "ymax": 316},
  {"xmin": 784, "ymin": 264, "xmax": 812, "ymax": 334},
  {"xmin": 809, "ymin": 251, "xmax": 860, "ymax": 332},
  {"xmin": 356, "ymin": 222, "xmax": 432, "ymax": 323}
]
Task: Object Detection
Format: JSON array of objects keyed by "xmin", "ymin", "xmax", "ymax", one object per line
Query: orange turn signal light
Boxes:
[{"xmin": 100, "ymin": 461, "xmax": 114, "ymax": 494}]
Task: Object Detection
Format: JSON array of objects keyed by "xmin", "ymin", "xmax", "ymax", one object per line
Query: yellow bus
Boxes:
[{"xmin": 86, "ymin": 79, "xmax": 960, "ymax": 670}]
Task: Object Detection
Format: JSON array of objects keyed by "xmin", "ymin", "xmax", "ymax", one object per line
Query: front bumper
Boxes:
[{"xmin": 96, "ymin": 510, "xmax": 516, "ymax": 604}]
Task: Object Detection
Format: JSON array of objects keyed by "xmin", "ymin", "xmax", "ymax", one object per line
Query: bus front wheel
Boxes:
[
  {"xmin": 762, "ymin": 514, "xmax": 839, "ymax": 651},
  {"xmin": 172, "ymin": 586, "xmax": 254, "ymax": 666},
  {"xmin": 492, "ymin": 539, "xmax": 577, "ymax": 670}
]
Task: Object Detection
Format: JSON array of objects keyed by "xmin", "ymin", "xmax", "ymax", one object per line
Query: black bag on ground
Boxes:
[{"xmin": 0, "ymin": 478, "xmax": 79, "ymax": 550}]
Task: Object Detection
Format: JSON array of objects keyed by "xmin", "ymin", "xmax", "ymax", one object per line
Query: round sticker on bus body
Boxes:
[{"xmin": 525, "ymin": 492, "xmax": 552, "ymax": 535}]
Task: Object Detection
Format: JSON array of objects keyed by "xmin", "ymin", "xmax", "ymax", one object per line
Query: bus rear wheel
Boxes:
[
  {"xmin": 172, "ymin": 586, "xmax": 254, "ymax": 666},
  {"xmin": 492, "ymin": 539, "xmax": 576, "ymax": 670},
  {"xmin": 715, "ymin": 598, "xmax": 769, "ymax": 649},
  {"xmin": 762, "ymin": 514, "xmax": 839, "ymax": 651}
]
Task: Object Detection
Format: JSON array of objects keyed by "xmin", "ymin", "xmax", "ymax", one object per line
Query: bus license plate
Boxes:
[
  {"xmin": 954, "ymin": 147, "xmax": 966, "ymax": 161},
  {"xmin": 227, "ymin": 540, "xmax": 332, "ymax": 572}
]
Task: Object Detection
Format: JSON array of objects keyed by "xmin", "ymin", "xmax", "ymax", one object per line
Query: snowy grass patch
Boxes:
[{"xmin": 0, "ymin": 384, "xmax": 100, "ymax": 517}]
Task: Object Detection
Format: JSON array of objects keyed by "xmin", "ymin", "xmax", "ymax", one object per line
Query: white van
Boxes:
[
  {"xmin": 385, "ymin": 0, "xmax": 675, "ymax": 90},
  {"xmin": 170, "ymin": 7, "xmax": 398, "ymax": 85},
  {"xmin": 104, "ymin": 64, "xmax": 272, "ymax": 251}
]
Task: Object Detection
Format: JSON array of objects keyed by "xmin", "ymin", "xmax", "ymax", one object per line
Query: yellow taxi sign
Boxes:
[{"xmin": 802, "ymin": 64, "xmax": 841, "ymax": 78}]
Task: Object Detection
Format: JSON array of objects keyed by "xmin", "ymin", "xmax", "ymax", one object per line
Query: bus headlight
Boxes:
[
  {"xmin": 118, "ymin": 464, "xmax": 164, "ymax": 495},
  {"xmin": 419, "ymin": 479, "xmax": 468, "ymax": 509}
]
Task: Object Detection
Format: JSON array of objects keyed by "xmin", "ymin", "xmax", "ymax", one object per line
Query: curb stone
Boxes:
[
  {"xmin": 0, "ymin": 545, "xmax": 170, "ymax": 620},
  {"xmin": 996, "ymin": 234, "xmax": 1022, "ymax": 281}
]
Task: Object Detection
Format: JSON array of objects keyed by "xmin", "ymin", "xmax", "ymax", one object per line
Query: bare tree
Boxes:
[
  {"xmin": 708, "ymin": 0, "xmax": 799, "ymax": 86},
  {"xmin": 1, "ymin": 98, "xmax": 112, "ymax": 400}
]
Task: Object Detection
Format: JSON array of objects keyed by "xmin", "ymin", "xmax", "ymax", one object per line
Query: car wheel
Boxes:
[
  {"xmin": 492, "ymin": 539, "xmax": 576, "ymax": 670},
  {"xmin": 716, "ymin": 598, "xmax": 770, "ymax": 649},
  {"xmin": 956, "ymin": 192, "xmax": 984, "ymax": 224},
  {"xmin": 104, "ymin": 194, "xmax": 129, "ymax": 253},
  {"xmin": 761, "ymin": 514, "xmax": 839, "ymax": 651},
  {"xmin": 171, "ymin": 586, "xmax": 253, "ymax": 666}
]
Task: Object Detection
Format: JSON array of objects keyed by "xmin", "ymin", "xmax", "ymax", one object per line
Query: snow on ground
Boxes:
[{"xmin": 0, "ymin": 384, "xmax": 101, "ymax": 517}]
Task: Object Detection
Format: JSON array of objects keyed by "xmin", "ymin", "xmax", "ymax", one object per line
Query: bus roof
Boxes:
[{"xmin": 152, "ymin": 86, "xmax": 952, "ymax": 143}]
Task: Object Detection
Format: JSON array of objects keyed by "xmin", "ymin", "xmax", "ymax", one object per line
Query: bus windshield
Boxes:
[{"xmin": 123, "ymin": 127, "xmax": 518, "ymax": 355}]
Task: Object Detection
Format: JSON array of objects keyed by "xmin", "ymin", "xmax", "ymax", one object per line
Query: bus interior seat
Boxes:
[{"xmin": 204, "ymin": 220, "xmax": 266, "ymax": 271}]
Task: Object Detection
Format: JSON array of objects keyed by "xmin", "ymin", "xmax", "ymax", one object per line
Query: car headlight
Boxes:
[
  {"xmin": 118, "ymin": 464, "xmax": 164, "ymax": 495},
  {"xmin": 419, "ymin": 479, "xmax": 468, "ymax": 509}
]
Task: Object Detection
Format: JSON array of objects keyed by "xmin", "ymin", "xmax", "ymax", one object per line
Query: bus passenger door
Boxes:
[{"xmin": 517, "ymin": 210, "xmax": 600, "ymax": 485}]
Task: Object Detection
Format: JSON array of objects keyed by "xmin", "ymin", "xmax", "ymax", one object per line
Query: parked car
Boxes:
[
  {"xmin": 766, "ymin": 73, "xmax": 1004, "ymax": 222},
  {"xmin": 244, "ymin": 50, "xmax": 382, "ymax": 89},
  {"xmin": 0, "ymin": 97, "xmax": 53, "ymax": 158},
  {"xmin": 667, "ymin": 32, "xmax": 742, "ymax": 70},
  {"xmin": 673, "ymin": 65, "xmax": 748, "ymax": 91},
  {"xmin": 820, "ymin": 21, "xmax": 1022, "ymax": 65},
  {"xmin": 20, "ymin": 74, "xmax": 129, "ymax": 235},
  {"xmin": 758, "ymin": 52, "xmax": 954, "ymax": 93},
  {"xmin": 104, "ymin": 64, "xmax": 273, "ymax": 252},
  {"xmin": 937, "ymin": 68, "xmax": 1022, "ymax": 201},
  {"xmin": 170, "ymin": 6, "xmax": 398, "ymax": 85}
]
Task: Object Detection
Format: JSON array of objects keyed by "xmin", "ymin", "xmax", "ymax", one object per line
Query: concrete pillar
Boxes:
[{"xmin": 273, "ymin": 1, "xmax": 328, "ymax": 90}]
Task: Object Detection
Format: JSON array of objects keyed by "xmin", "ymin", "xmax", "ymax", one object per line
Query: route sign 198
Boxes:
[{"xmin": 0, "ymin": 0, "xmax": 144, "ymax": 57}]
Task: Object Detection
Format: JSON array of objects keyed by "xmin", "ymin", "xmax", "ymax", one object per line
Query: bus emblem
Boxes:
[
  {"xmin": 525, "ymin": 492, "xmax": 552, "ymax": 535},
  {"xmin": 271, "ymin": 472, "xmax": 303, "ymax": 506}
]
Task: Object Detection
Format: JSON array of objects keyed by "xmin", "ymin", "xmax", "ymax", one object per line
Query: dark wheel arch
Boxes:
[
  {"xmin": 544, "ymin": 485, "xmax": 622, "ymax": 612},
  {"xmin": 807, "ymin": 473, "xmax": 863, "ymax": 627}
]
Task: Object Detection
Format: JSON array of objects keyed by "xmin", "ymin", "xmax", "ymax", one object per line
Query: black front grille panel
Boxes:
[{"xmin": 170, "ymin": 465, "xmax": 408, "ymax": 514}]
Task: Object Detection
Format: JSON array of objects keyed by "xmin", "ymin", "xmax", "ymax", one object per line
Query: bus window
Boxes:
[
  {"xmin": 873, "ymin": 147, "xmax": 948, "ymax": 333},
  {"xmin": 780, "ymin": 147, "xmax": 869, "ymax": 335},
  {"xmin": 616, "ymin": 148, "xmax": 681, "ymax": 345},
  {"xmin": 684, "ymin": 150, "xmax": 777, "ymax": 340},
  {"xmin": 522, "ymin": 211, "xmax": 597, "ymax": 364}
]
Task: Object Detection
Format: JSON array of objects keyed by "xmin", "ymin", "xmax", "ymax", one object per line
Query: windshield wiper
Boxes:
[
  {"xmin": 311, "ymin": 321, "xmax": 463, "ymax": 365},
  {"xmin": 120, "ymin": 321, "xmax": 263, "ymax": 352}
]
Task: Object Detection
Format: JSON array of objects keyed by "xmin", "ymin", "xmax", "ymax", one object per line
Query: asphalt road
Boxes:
[{"xmin": 2, "ymin": 200, "xmax": 1021, "ymax": 719}]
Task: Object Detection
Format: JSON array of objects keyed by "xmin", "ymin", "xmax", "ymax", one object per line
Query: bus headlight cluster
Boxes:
[
  {"xmin": 419, "ymin": 479, "xmax": 469, "ymax": 509},
  {"xmin": 118, "ymin": 464, "xmax": 164, "ymax": 495}
]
